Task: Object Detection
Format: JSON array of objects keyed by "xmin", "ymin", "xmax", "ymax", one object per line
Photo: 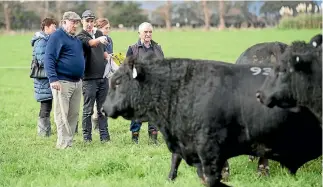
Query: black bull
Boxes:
[
  {"xmin": 102, "ymin": 56, "xmax": 322, "ymax": 187},
  {"xmin": 235, "ymin": 41, "xmax": 288, "ymax": 175}
]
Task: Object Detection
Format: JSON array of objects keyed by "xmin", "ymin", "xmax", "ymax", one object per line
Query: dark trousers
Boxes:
[
  {"xmin": 130, "ymin": 120, "xmax": 158, "ymax": 133},
  {"xmin": 39, "ymin": 99, "xmax": 52, "ymax": 118},
  {"xmin": 82, "ymin": 79, "xmax": 109, "ymax": 141}
]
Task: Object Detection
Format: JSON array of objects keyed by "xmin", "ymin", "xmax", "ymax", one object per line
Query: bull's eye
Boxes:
[{"xmin": 115, "ymin": 79, "xmax": 121, "ymax": 86}]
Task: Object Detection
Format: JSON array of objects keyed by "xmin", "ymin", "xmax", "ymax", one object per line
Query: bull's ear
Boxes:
[
  {"xmin": 126, "ymin": 55, "xmax": 145, "ymax": 81},
  {"xmin": 132, "ymin": 65, "xmax": 138, "ymax": 78},
  {"xmin": 291, "ymin": 52, "xmax": 313, "ymax": 73},
  {"xmin": 131, "ymin": 64, "xmax": 145, "ymax": 81}
]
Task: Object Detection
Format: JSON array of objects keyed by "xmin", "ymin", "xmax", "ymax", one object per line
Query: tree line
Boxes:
[{"xmin": 0, "ymin": 1, "xmax": 320, "ymax": 32}]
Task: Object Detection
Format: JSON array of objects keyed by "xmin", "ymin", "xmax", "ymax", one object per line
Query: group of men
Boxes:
[{"xmin": 39, "ymin": 10, "xmax": 164, "ymax": 149}]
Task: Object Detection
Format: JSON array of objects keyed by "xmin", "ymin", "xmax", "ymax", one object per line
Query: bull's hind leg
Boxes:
[
  {"xmin": 168, "ymin": 153, "xmax": 182, "ymax": 181},
  {"xmin": 257, "ymin": 157, "xmax": 269, "ymax": 176},
  {"xmin": 221, "ymin": 160, "xmax": 230, "ymax": 182}
]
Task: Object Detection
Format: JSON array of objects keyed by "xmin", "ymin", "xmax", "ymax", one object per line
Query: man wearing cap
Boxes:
[
  {"xmin": 44, "ymin": 11, "xmax": 85, "ymax": 149},
  {"xmin": 76, "ymin": 10, "xmax": 111, "ymax": 143}
]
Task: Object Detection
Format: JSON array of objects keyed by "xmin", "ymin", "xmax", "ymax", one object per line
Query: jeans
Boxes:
[
  {"xmin": 130, "ymin": 120, "xmax": 158, "ymax": 133},
  {"xmin": 82, "ymin": 78, "xmax": 109, "ymax": 141},
  {"xmin": 39, "ymin": 99, "xmax": 52, "ymax": 118}
]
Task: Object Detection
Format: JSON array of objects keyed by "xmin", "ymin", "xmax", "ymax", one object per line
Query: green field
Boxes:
[{"xmin": 0, "ymin": 29, "xmax": 321, "ymax": 187}]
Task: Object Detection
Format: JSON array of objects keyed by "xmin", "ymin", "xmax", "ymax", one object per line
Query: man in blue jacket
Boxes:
[{"xmin": 44, "ymin": 11, "xmax": 85, "ymax": 149}]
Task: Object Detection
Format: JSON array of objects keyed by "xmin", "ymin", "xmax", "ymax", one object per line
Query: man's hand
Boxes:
[
  {"xmin": 104, "ymin": 52, "xmax": 112, "ymax": 60},
  {"xmin": 50, "ymin": 81, "xmax": 61, "ymax": 91},
  {"xmin": 97, "ymin": 36, "xmax": 108, "ymax": 45}
]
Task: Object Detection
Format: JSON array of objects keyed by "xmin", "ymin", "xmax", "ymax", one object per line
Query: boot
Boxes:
[
  {"xmin": 132, "ymin": 132, "xmax": 139, "ymax": 144},
  {"xmin": 148, "ymin": 130, "xmax": 158, "ymax": 145},
  {"xmin": 37, "ymin": 117, "xmax": 51, "ymax": 137}
]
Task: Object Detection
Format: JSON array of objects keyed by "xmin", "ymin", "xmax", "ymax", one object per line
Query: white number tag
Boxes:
[{"xmin": 250, "ymin": 67, "xmax": 272, "ymax": 75}]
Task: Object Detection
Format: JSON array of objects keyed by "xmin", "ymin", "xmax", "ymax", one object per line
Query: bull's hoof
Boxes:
[
  {"xmin": 257, "ymin": 164, "xmax": 270, "ymax": 177},
  {"xmin": 200, "ymin": 178, "xmax": 207, "ymax": 186},
  {"xmin": 168, "ymin": 173, "xmax": 177, "ymax": 181},
  {"xmin": 200, "ymin": 174, "xmax": 207, "ymax": 186},
  {"xmin": 249, "ymin": 155, "xmax": 256, "ymax": 162},
  {"xmin": 221, "ymin": 167, "xmax": 230, "ymax": 182}
]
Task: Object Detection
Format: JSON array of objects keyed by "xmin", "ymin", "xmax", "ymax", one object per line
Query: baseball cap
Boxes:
[
  {"xmin": 82, "ymin": 10, "xmax": 96, "ymax": 19},
  {"xmin": 62, "ymin": 11, "xmax": 81, "ymax": 21}
]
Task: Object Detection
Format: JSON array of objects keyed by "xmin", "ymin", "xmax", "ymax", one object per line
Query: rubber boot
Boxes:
[{"xmin": 37, "ymin": 117, "xmax": 51, "ymax": 137}]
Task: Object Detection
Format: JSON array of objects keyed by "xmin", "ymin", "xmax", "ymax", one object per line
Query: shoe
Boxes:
[
  {"xmin": 101, "ymin": 134, "xmax": 111, "ymax": 143},
  {"xmin": 83, "ymin": 138, "xmax": 92, "ymax": 143},
  {"xmin": 148, "ymin": 130, "xmax": 158, "ymax": 145},
  {"xmin": 132, "ymin": 132, "xmax": 139, "ymax": 144},
  {"xmin": 101, "ymin": 138, "xmax": 110, "ymax": 143}
]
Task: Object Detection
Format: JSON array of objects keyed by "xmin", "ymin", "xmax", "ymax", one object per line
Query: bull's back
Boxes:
[{"xmin": 235, "ymin": 42, "xmax": 287, "ymax": 65}]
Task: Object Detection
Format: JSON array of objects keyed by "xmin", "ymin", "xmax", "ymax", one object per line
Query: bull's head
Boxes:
[
  {"xmin": 256, "ymin": 41, "xmax": 322, "ymax": 116},
  {"xmin": 101, "ymin": 52, "xmax": 159, "ymax": 122}
]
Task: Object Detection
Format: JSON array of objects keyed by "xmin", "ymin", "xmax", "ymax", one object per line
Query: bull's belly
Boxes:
[{"xmin": 178, "ymin": 143, "xmax": 200, "ymax": 166}]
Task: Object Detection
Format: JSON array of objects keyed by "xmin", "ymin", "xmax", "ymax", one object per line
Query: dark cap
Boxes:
[{"xmin": 82, "ymin": 10, "xmax": 96, "ymax": 19}]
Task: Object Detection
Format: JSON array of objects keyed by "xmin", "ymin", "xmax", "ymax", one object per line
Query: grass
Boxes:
[{"xmin": 0, "ymin": 29, "xmax": 322, "ymax": 187}]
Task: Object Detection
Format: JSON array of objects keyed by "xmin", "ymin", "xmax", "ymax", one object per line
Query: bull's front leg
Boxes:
[
  {"xmin": 221, "ymin": 160, "xmax": 230, "ymax": 182},
  {"xmin": 168, "ymin": 153, "xmax": 182, "ymax": 180},
  {"xmin": 196, "ymin": 164, "xmax": 207, "ymax": 185},
  {"xmin": 196, "ymin": 160, "xmax": 230, "ymax": 185},
  {"xmin": 198, "ymin": 147, "xmax": 231, "ymax": 187}
]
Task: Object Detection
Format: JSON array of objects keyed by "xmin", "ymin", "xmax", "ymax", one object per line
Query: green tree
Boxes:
[{"xmin": 108, "ymin": 2, "xmax": 148, "ymax": 28}]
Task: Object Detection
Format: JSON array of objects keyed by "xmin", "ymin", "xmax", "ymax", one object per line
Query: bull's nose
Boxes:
[
  {"xmin": 256, "ymin": 92, "xmax": 261, "ymax": 99},
  {"xmin": 256, "ymin": 91, "xmax": 262, "ymax": 102},
  {"xmin": 101, "ymin": 107, "xmax": 107, "ymax": 117}
]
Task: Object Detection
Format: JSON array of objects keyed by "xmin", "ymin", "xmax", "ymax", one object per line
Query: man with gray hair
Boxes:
[
  {"xmin": 44, "ymin": 11, "xmax": 85, "ymax": 149},
  {"xmin": 125, "ymin": 21, "xmax": 164, "ymax": 144}
]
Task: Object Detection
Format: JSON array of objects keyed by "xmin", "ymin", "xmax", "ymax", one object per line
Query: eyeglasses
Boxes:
[{"xmin": 144, "ymin": 31, "xmax": 152, "ymax": 33}]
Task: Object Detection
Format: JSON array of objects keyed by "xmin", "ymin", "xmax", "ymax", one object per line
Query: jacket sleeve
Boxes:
[
  {"xmin": 44, "ymin": 33, "xmax": 61, "ymax": 83},
  {"xmin": 34, "ymin": 38, "xmax": 47, "ymax": 66},
  {"xmin": 110, "ymin": 38, "xmax": 114, "ymax": 53},
  {"xmin": 77, "ymin": 32, "xmax": 91, "ymax": 48},
  {"xmin": 126, "ymin": 46, "xmax": 133, "ymax": 57},
  {"xmin": 158, "ymin": 45, "xmax": 165, "ymax": 58}
]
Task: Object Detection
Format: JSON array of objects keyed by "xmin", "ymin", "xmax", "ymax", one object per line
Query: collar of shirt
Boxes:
[
  {"xmin": 84, "ymin": 29, "xmax": 97, "ymax": 39},
  {"xmin": 90, "ymin": 28, "xmax": 97, "ymax": 39},
  {"xmin": 137, "ymin": 39, "xmax": 152, "ymax": 48},
  {"xmin": 62, "ymin": 27, "xmax": 77, "ymax": 38}
]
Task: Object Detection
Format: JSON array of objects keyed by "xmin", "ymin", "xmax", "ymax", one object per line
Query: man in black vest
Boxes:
[
  {"xmin": 77, "ymin": 10, "xmax": 111, "ymax": 143},
  {"xmin": 126, "ymin": 22, "xmax": 164, "ymax": 144}
]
